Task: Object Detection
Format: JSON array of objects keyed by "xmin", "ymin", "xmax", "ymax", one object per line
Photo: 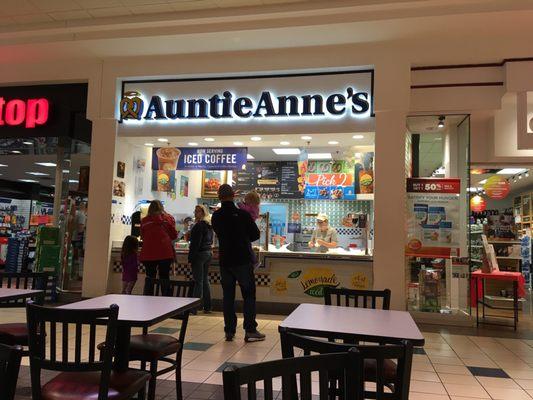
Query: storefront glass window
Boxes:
[{"xmin": 405, "ymin": 115, "xmax": 471, "ymax": 317}]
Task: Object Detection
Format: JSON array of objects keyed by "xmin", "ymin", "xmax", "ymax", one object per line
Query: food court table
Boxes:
[
  {"xmin": 0, "ymin": 288, "xmax": 44, "ymax": 303},
  {"xmin": 60, "ymin": 294, "xmax": 201, "ymax": 370},
  {"xmin": 471, "ymin": 270, "xmax": 525, "ymax": 331},
  {"xmin": 278, "ymin": 303, "xmax": 425, "ymax": 346}
]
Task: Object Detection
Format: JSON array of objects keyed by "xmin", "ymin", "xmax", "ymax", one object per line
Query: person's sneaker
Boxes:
[
  {"xmin": 225, "ymin": 333, "xmax": 235, "ymax": 342},
  {"xmin": 244, "ymin": 330, "xmax": 266, "ymax": 342}
]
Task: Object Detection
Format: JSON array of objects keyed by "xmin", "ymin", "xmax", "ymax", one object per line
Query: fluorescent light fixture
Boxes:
[
  {"xmin": 204, "ymin": 137, "xmax": 215, "ymax": 142},
  {"xmin": 497, "ymin": 168, "xmax": 527, "ymax": 175},
  {"xmin": 26, "ymin": 172, "xmax": 49, "ymax": 176},
  {"xmin": 247, "ymin": 154, "xmax": 255, "ymax": 160},
  {"xmin": 467, "ymin": 187, "xmax": 483, "ymax": 192},
  {"xmin": 233, "ymin": 141, "xmax": 244, "ymax": 146},
  {"xmin": 63, "ymin": 170, "xmax": 69, "ymax": 173},
  {"xmin": 272, "ymin": 148, "xmax": 301, "ymax": 155},
  {"xmin": 35, "ymin": 162, "xmax": 56, "ymax": 167},
  {"xmin": 18, "ymin": 179, "xmax": 38, "ymax": 183},
  {"xmin": 157, "ymin": 138, "xmax": 168, "ymax": 142},
  {"xmin": 352, "ymin": 135, "xmax": 364, "ymax": 139},
  {"xmin": 0, "ymin": 164, "xmax": 7, "ymax": 167},
  {"xmin": 280, "ymin": 141, "xmax": 290, "ymax": 145},
  {"xmin": 22, "ymin": 141, "xmax": 33, "ymax": 145},
  {"xmin": 308, "ymin": 153, "xmax": 332, "ymax": 160},
  {"xmin": 301, "ymin": 136, "xmax": 312, "ymax": 141},
  {"xmin": 250, "ymin": 136, "xmax": 262, "ymax": 141},
  {"xmin": 188, "ymin": 142, "xmax": 198, "ymax": 146},
  {"xmin": 328, "ymin": 141, "xmax": 339, "ymax": 145},
  {"xmin": 144, "ymin": 143, "xmax": 154, "ymax": 147},
  {"xmin": 11, "ymin": 150, "xmax": 21, "ymax": 154},
  {"xmin": 69, "ymin": 180, "xmax": 79, "ymax": 183}
]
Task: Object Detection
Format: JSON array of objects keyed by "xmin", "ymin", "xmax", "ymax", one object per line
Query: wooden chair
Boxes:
[
  {"xmin": 0, "ymin": 272, "xmax": 48, "ymax": 352},
  {"xmin": 280, "ymin": 331, "xmax": 413, "ymax": 400},
  {"xmin": 222, "ymin": 349, "xmax": 361, "ymax": 400},
  {"xmin": 0, "ymin": 343, "xmax": 23, "ymax": 400},
  {"xmin": 323, "ymin": 287, "xmax": 391, "ymax": 310},
  {"xmin": 130, "ymin": 279, "xmax": 195, "ymax": 400},
  {"xmin": 26, "ymin": 302, "xmax": 150, "ymax": 400}
]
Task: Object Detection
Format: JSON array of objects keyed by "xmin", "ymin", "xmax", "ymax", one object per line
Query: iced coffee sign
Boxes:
[
  {"xmin": 405, "ymin": 178, "xmax": 461, "ymax": 258},
  {"xmin": 151, "ymin": 147, "xmax": 247, "ymax": 170}
]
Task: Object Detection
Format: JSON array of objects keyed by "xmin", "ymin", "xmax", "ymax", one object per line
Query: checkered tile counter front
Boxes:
[{"xmin": 111, "ymin": 256, "xmax": 271, "ymax": 287}]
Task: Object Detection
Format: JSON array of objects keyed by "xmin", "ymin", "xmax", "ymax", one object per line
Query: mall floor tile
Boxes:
[{"xmin": 7, "ymin": 308, "xmax": 533, "ymax": 399}]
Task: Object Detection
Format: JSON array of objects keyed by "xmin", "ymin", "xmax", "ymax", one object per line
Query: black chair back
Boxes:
[
  {"xmin": 143, "ymin": 279, "xmax": 195, "ymax": 341},
  {"xmin": 223, "ymin": 349, "xmax": 361, "ymax": 400},
  {"xmin": 324, "ymin": 287, "xmax": 391, "ymax": 310},
  {"xmin": 0, "ymin": 343, "xmax": 23, "ymax": 400},
  {"xmin": 26, "ymin": 302, "xmax": 119, "ymax": 400},
  {"xmin": 280, "ymin": 331, "xmax": 413, "ymax": 400},
  {"xmin": 0, "ymin": 272, "xmax": 48, "ymax": 307}
]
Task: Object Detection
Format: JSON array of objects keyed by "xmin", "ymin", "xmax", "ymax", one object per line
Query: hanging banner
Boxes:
[
  {"xmin": 405, "ymin": 178, "xmax": 461, "ymax": 259},
  {"xmin": 483, "ymin": 175, "xmax": 510, "ymax": 199},
  {"xmin": 152, "ymin": 147, "xmax": 247, "ymax": 171}
]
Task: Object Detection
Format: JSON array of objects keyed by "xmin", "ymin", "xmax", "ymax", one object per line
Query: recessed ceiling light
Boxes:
[
  {"xmin": 18, "ymin": 179, "xmax": 38, "ymax": 183},
  {"xmin": 352, "ymin": 135, "xmax": 364, "ymax": 139},
  {"xmin": 250, "ymin": 136, "xmax": 262, "ymax": 142},
  {"xmin": 0, "ymin": 164, "xmax": 7, "ymax": 167},
  {"xmin": 497, "ymin": 168, "xmax": 527, "ymax": 175},
  {"xmin": 144, "ymin": 143, "xmax": 154, "ymax": 147},
  {"xmin": 247, "ymin": 154, "xmax": 255, "ymax": 160},
  {"xmin": 26, "ymin": 172, "xmax": 49, "ymax": 176},
  {"xmin": 328, "ymin": 141, "xmax": 339, "ymax": 145},
  {"xmin": 62, "ymin": 170, "xmax": 69, "ymax": 173},
  {"xmin": 11, "ymin": 150, "xmax": 21, "ymax": 154},
  {"xmin": 272, "ymin": 148, "xmax": 301, "ymax": 155},
  {"xmin": 308, "ymin": 153, "xmax": 332, "ymax": 160},
  {"xmin": 157, "ymin": 138, "xmax": 168, "ymax": 142},
  {"xmin": 22, "ymin": 141, "xmax": 33, "ymax": 145},
  {"xmin": 188, "ymin": 142, "xmax": 198, "ymax": 146},
  {"xmin": 233, "ymin": 141, "xmax": 244, "ymax": 146},
  {"xmin": 204, "ymin": 137, "xmax": 215, "ymax": 142},
  {"xmin": 35, "ymin": 162, "xmax": 56, "ymax": 167},
  {"xmin": 280, "ymin": 141, "xmax": 290, "ymax": 146},
  {"xmin": 69, "ymin": 180, "xmax": 79, "ymax": 183},
  {"xmin": 301, "ymin": 136, "xmax": 312, "ymax": 141}
]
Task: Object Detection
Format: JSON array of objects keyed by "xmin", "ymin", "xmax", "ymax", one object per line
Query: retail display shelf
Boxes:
[
  {"xmin": 488, "ymin": 240, "xmax": 521, "ymax": 244},
  {"xmin": 496, "ymin": 256, "xmax": 522, "ymax": 260}
]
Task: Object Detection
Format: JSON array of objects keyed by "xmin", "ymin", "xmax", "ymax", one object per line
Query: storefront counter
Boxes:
[{"xmin": 108, "ymin": 244, "xmax": 373, "ymax": 313}]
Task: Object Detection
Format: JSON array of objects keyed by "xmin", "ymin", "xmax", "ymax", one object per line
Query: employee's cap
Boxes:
[
  {"xmin": 316, "ymin": 213, "xmax": 329, "ymax": 222},
  {"xmin": 218, "ymin": 184, "xmax": 235, "ymax": 200}
]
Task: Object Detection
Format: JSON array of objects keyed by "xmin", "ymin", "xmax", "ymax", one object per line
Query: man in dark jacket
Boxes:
[{"xmin": 211, "ymin": 184, "xmax": 265, "ymax": 342}]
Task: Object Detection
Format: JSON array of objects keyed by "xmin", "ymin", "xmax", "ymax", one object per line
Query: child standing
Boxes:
[
  {"xmin": 121, "ymin": 235, "xmax": 139, "ymax": 294},
  {"xmin": 237, "ymin": 191, "xmax": 261, "ymax": 267}
]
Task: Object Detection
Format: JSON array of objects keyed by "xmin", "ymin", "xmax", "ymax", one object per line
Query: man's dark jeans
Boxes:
[{"xmin": 220, "ymin": 263, "xmax": 258, "ymax": 334}]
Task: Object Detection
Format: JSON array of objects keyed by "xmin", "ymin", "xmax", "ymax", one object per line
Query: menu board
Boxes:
[{"xmin": 280, "ymin": 162, "xmax": 302, "ymax": 198}]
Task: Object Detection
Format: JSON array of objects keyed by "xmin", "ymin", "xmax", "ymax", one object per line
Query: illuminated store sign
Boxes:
[
  {"xmin": 0, "ymin": 97, "xmax": 49, "ymax": 128},
  {"xmin": 120, "ymin": 88, "xmax": 370, "ymax": 123}
]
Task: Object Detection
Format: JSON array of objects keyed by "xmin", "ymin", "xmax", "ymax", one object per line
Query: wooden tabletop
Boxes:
[
  {"xmin": 0, "ymin": 288, "xmax": 43, "ymax": 302},
  {"xmin": 59, "ymin": 294, "xmax": 201, "ymax": 327},
  {"xmin": 279, "ymin": 304, "xmax": 425, "ymax": 346}
]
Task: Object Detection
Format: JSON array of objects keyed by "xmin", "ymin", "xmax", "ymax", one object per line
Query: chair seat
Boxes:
[
  {"xmin": 42, "ymin": 369, "xmax": 150, "ymax": 400},
  {"xmin": 128, "ymin": 334, "xmax": 181, "ymax": 361},
  {"xmin": 364, "ymin": 358, "xmax": 397, "ymax": 382},
  {"xmin": 0, "ymin": 323, "xmax": 28, "ymax": 346}
]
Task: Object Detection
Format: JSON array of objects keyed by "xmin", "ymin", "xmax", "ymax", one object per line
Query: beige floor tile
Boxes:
[
  {"xmin": 484, "ymin": 387, "xmax": 533, "ymax": 400},
  {"xmin": 433, "ymin": 364, "xmax": 472, "ymax": 375},
  {"xmin": 438, "ymin": 373, "xmax": 478, "ymax": 385},
  {"xmin": 179, "ymin": 368, "xmax": 213, "ymax": 383},
  {"xmin": 411, "ymin": 371, "xmax": 441, "ymax": 382},
  {"xmin": 204, "ymin": 372, "xmax": 224, "ymax": 385},
  {"xmin": 409, "ymin": 393, "xmax": 450, "ymax": 400},
  {"xmin": 504, "ymin": 369, "xmax": 533, "ymax": 380},
  {"xmin": 412, "ymin": 361, "xmax": 436, "ymax": 372},
  {"xmin": 430, "ymin": 356, "xmax": 464, "ymax": 366},
  {"xmin": 409, "ymin": 380, "xmax": 448, "ymax": 395},
  {"xmin": 443, "ymin": 383, "xmax": 489, "ymax": 398},
  {"xmin": 476, "ymin": 377, "xmax": 520, "ymax": 389},
  {"xmin": 184, "ymin": 359, "xmax": 223, "ymax": 371},
  {"xmin": 516, "ymin": 379, "xmax": 533, "ymax": 390}
]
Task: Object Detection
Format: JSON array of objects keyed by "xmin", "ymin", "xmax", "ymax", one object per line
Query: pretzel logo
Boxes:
[{"xmin": 120, "ymin": 91, "xmax": 144, "ymax": 120}]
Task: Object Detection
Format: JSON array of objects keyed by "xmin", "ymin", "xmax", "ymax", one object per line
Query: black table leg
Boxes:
[
  {"xmin": 114, "ymin": 325, "xmax": 132, "ymax": 371},
  {"xmin": 475, "ymin": 277, "xmax": 479, "ymax": 327},
  {"xmin": 513, "ymin": 280, "xmax": 518, "ymax": 331},
  {"xmin": 482, "ymin": 278, "xmax": 485, "ymax": 320}
]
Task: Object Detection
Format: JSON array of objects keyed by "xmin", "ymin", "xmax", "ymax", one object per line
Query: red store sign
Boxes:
[
  {"xmin": 0, "ymin": 97, "xmax": 49, "ymax": 128},
  {"xmin": 406, "ymin": 178, "xmax": 461, "ymax": 194}
]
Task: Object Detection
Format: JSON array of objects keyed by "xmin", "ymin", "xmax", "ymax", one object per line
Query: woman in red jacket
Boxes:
[{"xmin": 140, "ymin": 200, "xmax": 178, "ymax": 295}]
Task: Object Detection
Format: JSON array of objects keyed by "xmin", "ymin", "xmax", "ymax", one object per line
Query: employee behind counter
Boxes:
[{"xmin": 308, "ymin": 213, "xmax": 338, "ymax": 253}]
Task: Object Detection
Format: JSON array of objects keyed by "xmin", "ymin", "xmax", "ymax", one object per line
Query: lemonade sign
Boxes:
[{"xmin": 292, "ymin": 267, "xmax": 340, "ymax": 297}]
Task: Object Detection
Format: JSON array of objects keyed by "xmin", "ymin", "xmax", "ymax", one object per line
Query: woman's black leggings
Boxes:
[{"xmin": 143, "ymin": 259, "xmax": 173, "ymax": 295}]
